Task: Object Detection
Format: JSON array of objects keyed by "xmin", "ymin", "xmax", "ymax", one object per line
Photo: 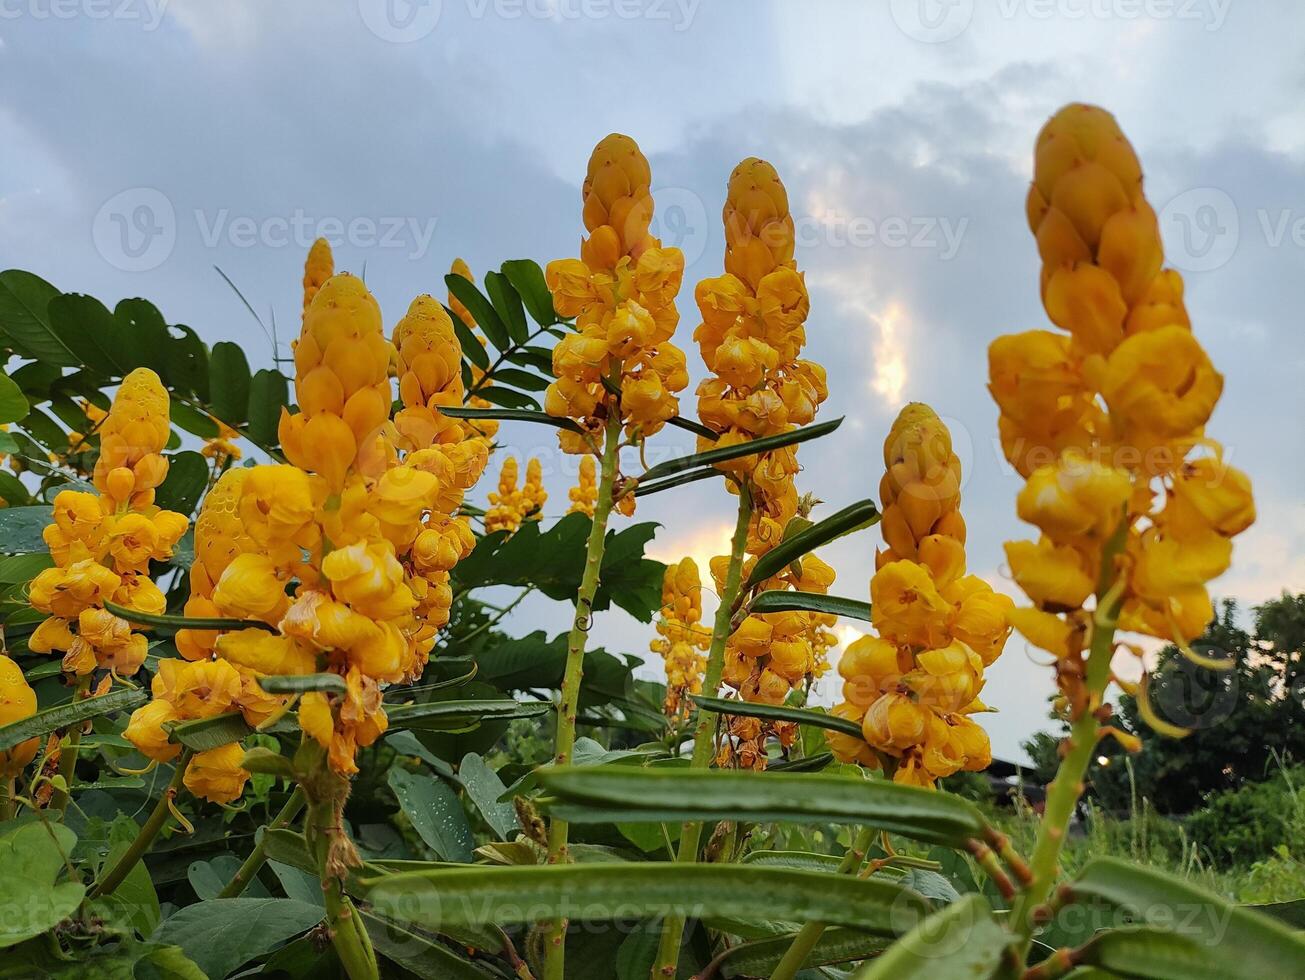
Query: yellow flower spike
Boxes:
[
  {"xmin": 303, "ymin": 237, "xmax": 334, "ymax": 316},
  {"xmin": 568, "ymin": 455, "xmax": 598, "ymax": 517},
  {"xmin": 392, "ymin": 295, "xmax": 465, "ymax": 451},
  {"xmin": 92, "ymin": 368, "xmax": 172, "ymax": 504},
  {"xmin": 184, "ymin": 743, "xmax": 251, "ymax": 804},
  {"xmin": 0, "ymin": 655, "xmax": 39, "ymax": 777}
]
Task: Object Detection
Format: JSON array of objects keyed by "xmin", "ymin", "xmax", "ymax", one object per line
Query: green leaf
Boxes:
[
  {"xmin": 0, "ymin": 822, "xmax": 84, "ymax": 949},
  {"xmin": 165, "ymin": 711, "xmax": 251, "ymax": 752},
  {"xmin": 691, "ymin": 694, "xmax": 865, "ymax": 739},
  {"xmin": 168, "ymin": 397, "xmax": 219, "ymax": 439},
  {"xmin": 0, "ymin": 374, "xmax": 29, "ymax": 426},
  {"xmin": 386, "ymin": 698, "xmax": 550, "ymax": 732},
  {"xmin": 247, "ymin": 368, "xmax": 289, "ymax": 447},
  {"xmin": 1068, "ymin": 857, "xmax": 1305, "ymax": 978},
  {"xmin": 103, "ymin": 599, "xmax": 277, "ymax": 633},
  {"xmin": 538, "ymin": 768, "xmax": 990, "ymax": 848},
  {"xmin": 488, "ymin": 367, "xmax": 550, "ymax": 392},
  {"xmin": 714, "ymin": 927, "xmax": 891, "ymax": 977},
  {"xmin": 0, "ymin": 552, "xmax": 53, "ymax": 584},
  {"xmin": 0, "ymin": 270, "xmax": 71, "ymax": 366},
  {"xmin": 458, "ymin": 753, "xmax": 520, "ymax": 839},
  {"xmin": 358, "ymin": 863, "xmax": 931, "ymax": 935},
  {"xmin": 387, "ymin": 767, "xmax": 475, "ymax": 862},
  {"xmin": 501, "ymin": 259, "xmax": 558, "ymax": 327},
  {"xmin": 745, "ymin": 498, "xmax": 880, "ymax": 590},
  {"xmin": 113, "ymin": 297, "xmax": 171, "ymax": 376},
  {"xmin": 154, "ymin": 451, "xmax": 208, "ymax": 515},
  {"xmin": 632, "ymin": 466, "xmax": 720, "ymax": 498},
  {"xmin": 506, "ymin": 345, "xmax": 554, "ymax": 374},
  {"xmin": 0, "ymin": 687, "xmax": 147, "ymax": 750},
  {"xmin": 161, "ymin": 325, "xmax": 209, "ymax": 401},
  {"xmin": 257, "ymin": 673, "xmax": 348, "ymax": 695},
  {"xmin": 437, "ymin": 404, "xmax": 584, "ymax": 434},
  {"xmin": 749, "ymin": 589, "xmax": 872, "ymax": 621},
  {"xmin": 852, "ymin": 894, "xmax": 1009, "ymax": 978},
  {"xmin": 261, "ymin": 830, "xmax": 316, "ymax": 878},
  {"xmin": 476, "ymin": 386, "xmax": 539, "ymax": 410},
  {"xmin": 483, "ymin": 270, "xmax": 529, "ymax": 345},
  {"xmin": 151, "ymin": 897, "xmax": 324, "ymax": 980},
  {"xmin": 92, "ymin": 815, "xmax": 163, "ymax": 934},
  {"xmin": 446, "ymin": 274, "xmax": 509, "ymax": 352},
  {"xmin": 46, "ymin": 292, "xmax": 125, "ymax": 376},
  {"xmin": 208, "ymin": 341, "xmax": 251, "ymax": 426},
  {"xmin": 639, "ymin": 417, "xmax": 844, "ymax": 483},
  {"xmin": 447, "ymin": 307, "xmax": 491, "ymax": 372},
  {"xmin": 1071, "ymin": 926, "xmax": 1243, "ymax": 980},
  {"xmin": 0, "ymin": 505, "xmax": 53, "ymax": 554},
  {"xmin": 665, "ymin": 414, "xmax": 720, "ymax": 441},
  {"xmin": 361, "ymin": 909, "xmax": 495, "ymax": 980}
]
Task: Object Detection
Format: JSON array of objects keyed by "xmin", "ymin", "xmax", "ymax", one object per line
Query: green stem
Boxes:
[
  {"xmin": 304, "ymin": 775, "xmax": 378, "ymax": 980},
  {"xmin": 541, "ymin": 410, "xmax": 623, "ymax": 980},
  {"xmin": 51, "ymin": 675, "xmax": 92, "ymax": 815},
  {"xmin": 217, "ymin": 786, "xmax": 307, "ymax": 899},
  {"xmin": 89, "ymin": 750, "xmax": 193, "ymax": 898},
  {"xmin": 1009, "ymin": 520, "xmax": 1129, "ymax": 954},
  {"xmin": 1, "ymin": 778, "xmax": 14, "ymax": 821},
  {"xmin": 651, "ymin": 481, "xmax": 753, "ymax": 978},
  {"xmin": 769, "ymin": 825, "xmax": 875, "ymax": 980}
]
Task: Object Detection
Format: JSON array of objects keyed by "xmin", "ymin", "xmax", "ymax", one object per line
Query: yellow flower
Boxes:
[
  {"xmin": 944, "ymin": 576, "xmax": 1014, "ymax": 667},
  {"xmin": 1102, "ymin": 325, "xmax": 1223, "ymax": 439},
  {"xmin": 28, "ymin": 616, "xmax": 74, "ymax": 654},
  {"xmin": 152, "ymin": 658, "xmax": 243, "ymax": 720},
  {"xmin": 184, "ymin": 743, "xmax": 250, "ymax": 804},
  {"xmin": 1004, "ymin": 538, "xmax": 1095, "ymax": 611},
  {"xmin": 123, "ymin": 699, "xmax": 181, "ymax": 762},
  {"xmin": 1007, "ymin": 607, "xmax": 1080, "ymax": 660},
  {"xmin": 837, "ymin": 635, "xmax": 907, "ymax": 708},
  {"xmin": 216, "ymin": 629, "xmax": 318, "ymax": 676},
  {"xmin": 1016, "ymin": 450, "xmax": 1132, "ymax": 542},
  {"xmin": 870, "ymin": 560, "xmax": 952, "ymax": 649},
  {"xmin": 28, "ymin": 560, "xmax": 121, "ymax": 619},
  {"xmin": 1171, "ymin": 457, "xmax": 1254, "ymax": 536},
  {"xmin": 904, "ymin": 641, "xmax": 985, "ymax": 713},
  {"xmin": 238, "ymin": 465, "xmax": 317, "ymax": 547},
  {"xmin": 0, "ymin": 655, "xmax": 39, "ymax": 777},
  {"xmin": 568, "ymin": 455, "xmax": 598, "ymax": 517},
  {"xmin": 824, "ymin": 702, "xmax": 880, "ymax": 767},
  {"xmin": 78, "ymin": 607, "xmax": 148, "ymax": 675},
  {"xmin": 322, "ymin": 541, "xmax": 416, "ymax": 622},
  {"xmin": 862, "ymin": 692, "xmax": 928, "ymax": 754}
]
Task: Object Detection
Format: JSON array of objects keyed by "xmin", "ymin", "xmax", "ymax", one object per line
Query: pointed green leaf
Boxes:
[
  {"xmin": 538, "ymin": 768, "xmax": 989, "ymax": 848},
  {"xmin": 386, "ymin": 698, "xmax": 550, "ymax": 732},
  {"xmin": 691, "ymin": 694, "xmax": 864, "ymax": 739},
  {"xmin": 437, "ymin": 404, "xmax": 584, "ymax": 434},
  {"xmin": 744, "ymin": 498, "xmax": 880, "ymax": 590},
  {"xmin": 257, "ymin": 673, "xmax": 348, "ymax": 695},
  {"xmin": 388, "ymin": 767, "xmax": 475, "ymax": 862},
  {"xmin": 103, "ymin": 600, "xmax": 277, "ymax": 633},
  {"xmin": 0, "ymin": 687, "xmax": 147, "ymax": 750},
  {"xmin": 151, "ymin": 898, "xmax": 324, "ymax": 980},
  {"xmin": 446, "ymin": 305, "xmax": 491, "ymax": 371},
  {"xmin": 361, "ymin": 909, "xmax": 494, "ymax": 980},
  {"xmin": 501, "ymin": 259, "xmax": 558, "ymax": 326},
  {"xmin": 487, "ymin": 367, "xmax": 549, "ymax": 392},
  {"xmin": 640, "ymin": 417, "xmax": 843, "ymax": 483},
  {"xmin": 483, "ymin": 270, "xmax": 529, "ymax": 345},
  {"xmin": 46, "ymin": 292, "xmax": 125, "ymax": 375},
  {"xmin": 852, "ymin": 894, "xmax": 1008, "ymax": 978},
  {"xmin": 632, "ymin": 466, "xmax": 720, "ymax": 498},
  {"xmin": 358, "ymin": 863, "xmax": 931, "ymax": 935},
  {"xmin": 0, "ymin": 374, "xmax": 29, "ymax": 426},
  {"xmin": 713, "ymin": 927, "xmax": 890, "ymax": 977},
  {"xmin": 1068, "ymin": 858, "xmax": 1305, "ymax": 978},
  {"xmin": 749, "ymin": 590, "xmax": 872, "ymax": 621},
  {"xmin": 476, "ymin": 386, "xmax": 539, "ymax": 410},
  {"xmin": 665, "ymin": 415, "xmax": 720, "ymax": 441},
  {"xmin": 165, "ymin": 711, "xmax": 252, "ymax": 752},
  {"xmin": 445, "ymin": 274, "xmax": 509, "ymax": 351},
  {"xmin": 154, "ymin": 450, "xmax": 209, "ymax": 515}
]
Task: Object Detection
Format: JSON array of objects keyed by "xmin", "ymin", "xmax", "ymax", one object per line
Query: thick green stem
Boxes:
[
  {"xmin": 90, "ymin": 751, "xmax": 193, "ymax": 898},
  {"xmin": 304, "ymin": 775, "xmax": 378, "ymax": 980},
  {"xmin": 1009, "ymin": 520, "xmax": 1129, "ymax": 954},
  {"xmin": 769, "ymin": 825, "xmax": 875, "ymax": 980},
  {"xmin": 542, "ymin": 410, "xmax": 623, "ymax": 980},
  {"xmin": 651, "ymin": 482, "xmax": 753, "ymax": 978},
  {"xmin": 217, "ymin": 786, "xmax": 306, "ymax": 899},
  {"xmin": 51, "ymin": 675, "xmax": 92, "ymax": 814}
]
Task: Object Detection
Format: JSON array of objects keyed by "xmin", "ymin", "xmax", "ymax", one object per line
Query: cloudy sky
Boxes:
[{"xmin": 3, "ymin": 0, "xmax": 1302, "ymax": 761}]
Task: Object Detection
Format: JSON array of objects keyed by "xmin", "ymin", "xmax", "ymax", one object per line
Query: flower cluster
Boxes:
[
  {"xmin": 28, "ymin": 369, "xmax": 189, "ymax": 678},
  {"xmin": 567, "ymin": 455, "xmax": 597, "ymax": 517},
  {"xmin": 544, "ymin": 133, "xmax": 690, "ymax": 450},
  {"xmin": 689, "ymin": 159, "xmax": 836, "ymax": 769},
  {"xmin": 828, "ymin": 404, "xmax": 1011, "ymax": 788},
  {"xmin": 125, "ymin": 243, "xmax": 487, "ymax": 793},
  {"xmin": 484, "ymin": 456, "xmax": 546, "ymax": 534},
  {"xmin": 695, "ymin": 157, "xmax": 828, "ymax": 552},
  {"xmin": 993, "ymin": 104, "xmax": 1254, "ymax": 716},
  {"xmin": 650, "ymin": 558, "xmax": 709, "ymax": 720},
  {"xmin": 0, "ymin": 654, "xmax": 39, "ymax": 779}
]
